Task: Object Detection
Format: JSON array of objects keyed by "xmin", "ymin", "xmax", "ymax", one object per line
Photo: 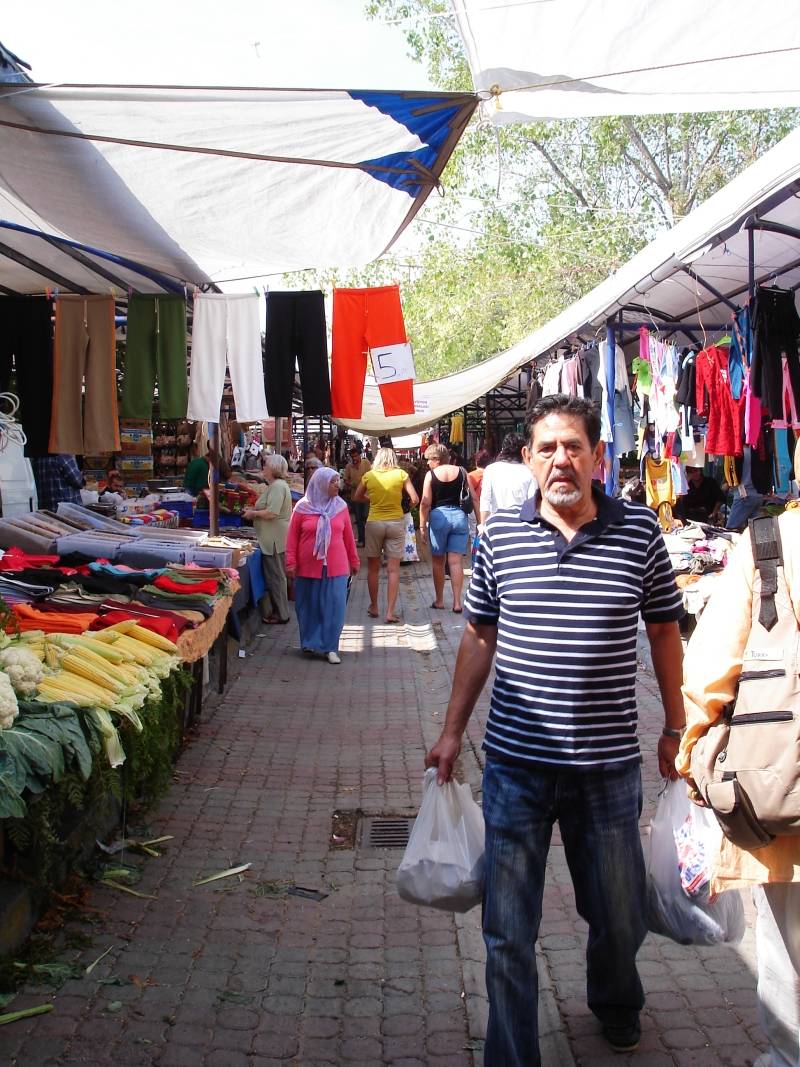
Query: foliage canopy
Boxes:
[{"xmin": 295, "ymin": 1, "xmax": 800, "ymax": 381}]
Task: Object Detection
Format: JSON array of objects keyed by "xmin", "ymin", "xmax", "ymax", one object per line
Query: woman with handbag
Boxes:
[
  {"xmin": 419, "ymin": 443, "xmax": 471, "ymax": 614},
  {"xmin": 677, "ymin": 438, "xmax": 800, "ymax": 1067}
]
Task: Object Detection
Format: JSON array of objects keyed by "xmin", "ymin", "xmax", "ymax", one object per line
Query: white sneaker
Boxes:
[{"xmin": 326, "ymin": 651, "xmax": 341, "ymax": 664}]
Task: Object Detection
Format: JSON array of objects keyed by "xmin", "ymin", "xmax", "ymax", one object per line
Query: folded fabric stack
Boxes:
[{"xmin": 0, "ymin": 549, "xmax": 235, "ymax": 638}]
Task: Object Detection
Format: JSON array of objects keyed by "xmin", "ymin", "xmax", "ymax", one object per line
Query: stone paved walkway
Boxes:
[{"xmin": 2, "ymin": 556, "xmax": 767, "ymax": 1066}]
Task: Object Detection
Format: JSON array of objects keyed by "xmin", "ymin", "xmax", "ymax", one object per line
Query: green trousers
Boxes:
[{"xmin": 120, "ymin": 295, "xmax": 188, "ymax": 419}]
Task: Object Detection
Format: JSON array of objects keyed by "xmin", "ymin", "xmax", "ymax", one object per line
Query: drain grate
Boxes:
[{"xmin": 359, "ymin": 816, "xmax": 414, "ymax": 851}]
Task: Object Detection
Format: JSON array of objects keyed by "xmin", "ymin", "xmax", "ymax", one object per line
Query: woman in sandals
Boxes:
[
  {"xmin": 418, "ymin": 443, "xmax": 470, "ymax": 613},
  {"xmin": 244, "ymin": 452, "xmax": 292, "ymax": 625},
  {"xmin": 353, "ymin": 447, "xmax": 419, "ymax": 623}
]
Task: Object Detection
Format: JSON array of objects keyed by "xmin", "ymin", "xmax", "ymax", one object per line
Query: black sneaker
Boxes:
[{"xmin": 602, "ymin": 1019, "xmax": 641, "ymax": 1053}]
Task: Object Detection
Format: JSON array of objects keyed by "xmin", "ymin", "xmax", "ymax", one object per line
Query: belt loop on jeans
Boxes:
[
  {"xmin": 83, "ymin": 299, "xmax": 88, "ymax": 328},
  {"xmin": 155, "ymin": 298, "xmax": 160, "ymax": 336}
]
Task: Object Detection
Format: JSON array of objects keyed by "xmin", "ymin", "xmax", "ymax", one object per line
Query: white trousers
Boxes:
[
  {"xmin": 187, "ymin": 294, "xmax": 268, "ymax": 422},
  {"xmin": 754, "ymin": 883, "xmax": 800, "ymax": 1067}
]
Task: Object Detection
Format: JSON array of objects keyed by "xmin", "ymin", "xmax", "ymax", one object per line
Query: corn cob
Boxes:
[
  {"xmin": 72, "ymin": 647, "xmax": 137, "ymax": 686},
  {"xmin": 126, "ymin": 624, "xmax": 178, "ymax": 654},
  {"xmin": 44, "ymin": 643, "xmax": 61, "ymax": 670},
  {"xmin": 105, "ymin": 620, "xmax": 139, "ymax": 635},
  {"xmin": 37, "ymin": 672, "xmax": 117, "ymax": 707},
  {"xmin": 59, "ymin": 654, "xmax": 127, "ymax": 695},
  {"xmin": 106, "ymin": 635, "xmax": 158, "ymax": 667},
  {"xmin": 49, "ymin": 633, "xmax": 131, "ymax": 664}
]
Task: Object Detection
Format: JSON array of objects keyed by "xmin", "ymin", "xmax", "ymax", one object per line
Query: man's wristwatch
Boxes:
[{"xmin": 662, "ymin": 726, "xmax": 685, "ymax": 739}]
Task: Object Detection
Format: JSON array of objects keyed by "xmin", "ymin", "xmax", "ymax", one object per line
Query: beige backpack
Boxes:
[{"xmin": 690, "ymin": 515, "xmax": 800, "ymax": 850}]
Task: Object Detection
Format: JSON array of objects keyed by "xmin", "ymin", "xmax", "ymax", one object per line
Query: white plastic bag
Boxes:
[
  {"xmin": 645, "ymin": 779, "xmax": 745, "ymax": 945},
  {"xmin": 396, "ymin": 768, "xmax": 485, "ymax": 912}
]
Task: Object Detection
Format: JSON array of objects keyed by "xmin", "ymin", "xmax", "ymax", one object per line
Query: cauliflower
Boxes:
[
  {"xmin": 0, "ymin": 646, "xmax": 44, "ymax": 697},
  {"xmin": 0, "ymin": 670, "xmax": 19, "ymax": 729}
]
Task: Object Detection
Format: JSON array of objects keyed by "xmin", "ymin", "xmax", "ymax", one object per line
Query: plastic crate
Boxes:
[
  {"xmin": 163, "ymin": 500, "xmax": 194, "ymax": 519},
  {"xmin": 192, "ymin": 512, "xmax": 242, "ymax": 528}
]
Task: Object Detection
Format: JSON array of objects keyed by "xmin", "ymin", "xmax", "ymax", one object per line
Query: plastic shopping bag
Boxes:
[
  {"xmin": 396, "ymin": 768, "xmax": 485, "ymax": 912},
  {"xmin": 645, "ymin": 779, "xmax": 745, "ymax": 946}
]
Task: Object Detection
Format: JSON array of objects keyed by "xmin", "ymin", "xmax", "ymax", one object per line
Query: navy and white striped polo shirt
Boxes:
[{"xmin": 464, "ymin": 489, "xmax": 684, "ymax": 771}]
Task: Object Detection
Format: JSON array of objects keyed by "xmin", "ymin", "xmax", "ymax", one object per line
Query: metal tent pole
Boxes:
[{"xmin": 208, "ymin": 420, "xmax": 219, "ymax": 537}]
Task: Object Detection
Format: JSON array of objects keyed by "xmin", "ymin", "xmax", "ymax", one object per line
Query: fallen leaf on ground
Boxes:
[{"xmin": 193, "ymin": 863, "xmax": 251, "ymax": 887}]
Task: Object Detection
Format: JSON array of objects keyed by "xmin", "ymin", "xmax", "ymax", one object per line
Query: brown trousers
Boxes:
[{"xmin": 49, "ymin": 295, "xmax": 120, "ymax": 454}]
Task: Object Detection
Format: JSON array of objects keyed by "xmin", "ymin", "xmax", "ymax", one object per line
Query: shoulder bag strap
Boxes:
[{"xmin": 749, "ymin": 514, "xmax": 784, "ymax": 631}]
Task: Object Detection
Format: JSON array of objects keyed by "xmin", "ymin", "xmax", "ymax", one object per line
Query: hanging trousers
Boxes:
[
  {"xmin": 187, "ymin": 294, "xmax": 268, "ymax": 423},
  {"xmin": 751, "ymin": 287, "xmax": 800, "ymax": 419},
  {"xmin": 120, "ymin": 295, "xmax": 188, "ymax": 419},
  {"xmin": 265, "ymin": 290, "xmax": 331, "ymax": 417},
  {"xmin": 49, "ymin": 294, "xmax": 120, "ymax": 455},
  {"xmin": 0, "ymin": 296, "xmax": 53, "ymax": 456},
  {"xmin": 330, "ymin": 285, "xmax": 414, "ymax": 419}
]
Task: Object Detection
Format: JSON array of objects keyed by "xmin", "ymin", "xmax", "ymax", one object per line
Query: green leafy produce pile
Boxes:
[{"xmin": 0, "ymin": 669, "xmax": 192, "ymax": 891}]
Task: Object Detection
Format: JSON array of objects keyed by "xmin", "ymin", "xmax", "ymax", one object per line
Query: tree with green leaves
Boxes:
[{"xmin": 295, "ymin": 1, "xmax": 800, "ymax": 381}]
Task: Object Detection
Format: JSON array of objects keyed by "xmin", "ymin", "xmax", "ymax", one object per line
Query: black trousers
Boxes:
[
  {"xmin": 265, "ymin": 290, "xmax": 331, "ymax": 417},
  {"xmin": 0, "ymin": 296, "xmax": 54, "ymax": 456},
  {"xmin": 750, "ymin": 287, "xmax": 800, "ymax": 420}
]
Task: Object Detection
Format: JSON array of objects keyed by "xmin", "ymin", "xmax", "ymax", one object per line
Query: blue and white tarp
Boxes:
[{"xmin": 0, "ymin": 85, "xmax": 477, "ymax": 292}]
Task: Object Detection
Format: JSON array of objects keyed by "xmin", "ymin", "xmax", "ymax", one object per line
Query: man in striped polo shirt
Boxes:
[{"xmin": 426, "ymin": 394, "xmax": 685, "ymax": 1065}]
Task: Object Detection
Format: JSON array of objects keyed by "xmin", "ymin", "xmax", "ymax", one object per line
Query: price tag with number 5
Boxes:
[{"xmin": 369, "ymin": 342, "xmax": 416, "ymax": 385}]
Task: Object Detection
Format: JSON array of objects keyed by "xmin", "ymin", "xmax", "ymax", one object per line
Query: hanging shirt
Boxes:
[
  {"xmin": 644, "ymin": 456, "xmax": 675, "ymax": 509},
  {"xmin": 695, "ymin": 346, "xmax": 744, "ymax": 458}
]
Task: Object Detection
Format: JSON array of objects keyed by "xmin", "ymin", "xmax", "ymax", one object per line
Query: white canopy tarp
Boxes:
[
  {"xmin": 0, "ymin": 84, "xmax": 477, "ymax": 292},
  {"xmin": 453, "ymin": 0, "xmax": 800, "ymax": 121},
  {"xmin": 343, "ymin": 125, "xmax": 800, "ymax": 435}
]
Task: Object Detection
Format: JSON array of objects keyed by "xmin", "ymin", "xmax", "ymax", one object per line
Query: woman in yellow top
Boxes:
[
  {"xmin": 353, "ymin": 447, "xmax": 419, "ymax": 623},
  {"xmin": 678, "ymin": 439, "xmax": 800, "ymax": 1067},
  {"xmin": 243, "ymin": 453, "xmax": 293, "ymax": 624}
]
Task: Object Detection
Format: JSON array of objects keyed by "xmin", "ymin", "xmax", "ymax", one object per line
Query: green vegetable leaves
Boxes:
[{"xmin": 0, "ymin": 703, "xmax": 94, "ymax": 819}]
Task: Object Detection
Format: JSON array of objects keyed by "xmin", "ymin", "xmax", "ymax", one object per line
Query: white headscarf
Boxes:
[{"xmin": 293, "ymin": 467, "xmax": 347, "ymax": 562}]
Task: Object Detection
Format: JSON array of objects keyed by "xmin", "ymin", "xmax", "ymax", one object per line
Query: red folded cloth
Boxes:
[
  {"xmin": 0, "ymin": 547, "xmax": 61, "ymax": 572},
  {"xmin": 153, "ymin": 575, "xmax": 219, "ymax": 596},
  {"xmin": 90, "ymin": 610, "xmax": 182, "ymax": 643}
]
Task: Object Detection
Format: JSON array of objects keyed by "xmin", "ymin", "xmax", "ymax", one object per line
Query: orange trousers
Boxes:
[
  {"xmin": 49, "ymin": 295, "xmax": 120, "ymax": 455},
  {"xmin": 330, "ymin": 285, "xmax": 414, "ymax": 419}
]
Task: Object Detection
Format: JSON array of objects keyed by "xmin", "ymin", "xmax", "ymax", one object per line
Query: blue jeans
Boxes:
[
  {"xmin": 482, "ymin": 758, "xmax": 647, "ymax": 1067},
  {"xmin": 428, "ymin": 504, "xmax": 469, "ymax": 555}
]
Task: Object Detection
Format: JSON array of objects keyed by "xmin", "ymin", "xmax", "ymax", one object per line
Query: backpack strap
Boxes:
[{"xmin": 749, "ymin": 515, "xmax": 784, "ymax": 631}]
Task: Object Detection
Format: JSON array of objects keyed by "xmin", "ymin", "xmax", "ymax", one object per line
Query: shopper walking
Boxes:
[
  {"xmin": 479, "ymin": 432, "xmax": 536, "ymax": 524},
  {"xmin": 30, "ymin": 453, "xmax": 84, "ymax": 510},
  {"xmin": 426, "ymin": 395, "xmax": 685, "ymax": 1066},
  {"xmin": 467, "ymin": 449, "xmax": 491, "ymax": 515},
  {"xmin": 678, "ymin": 439, "xmax": 800, "ymax": 1067},
  {"xmin": 244, "ymin": 453, "xmax": 292, "ymax": 624},
  {"xmin": 418, "ymin": 443, "xmax": 470, "ymax": 613},
  {"xmin": 285, "ymin": 467, "xmax": 359, "ymax": 664},
  {"xmin": 352, "ymin": 447, "xmax": 418, "ymax": 623},
  {"xmin": 343, "ymin": 443, "xmax": 371, "ymax": 546}
]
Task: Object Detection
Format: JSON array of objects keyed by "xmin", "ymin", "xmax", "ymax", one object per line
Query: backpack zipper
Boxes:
[{"xmin": 730, "ymin": 710, "xmax": 794, "ymax": 725}]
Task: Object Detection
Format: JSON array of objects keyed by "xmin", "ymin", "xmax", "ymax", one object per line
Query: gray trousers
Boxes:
[
  {"xmin": 754, "ymin": 883, "xmax": 800, "ymax": 1066},
  {"xmin": 260, "ymin": 549, "xmax": 289, "ymax": 621}
]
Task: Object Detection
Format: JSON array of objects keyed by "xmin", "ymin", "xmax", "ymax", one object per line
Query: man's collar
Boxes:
[{"xmin": 520, "ymin": 485, "xmax": 625, "ymax": 527}]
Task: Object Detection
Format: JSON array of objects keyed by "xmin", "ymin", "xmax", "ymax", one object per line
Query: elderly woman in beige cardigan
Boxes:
[{"xmin": 678, "ymin": 439, "xmax": 800, "ymax": 1067}]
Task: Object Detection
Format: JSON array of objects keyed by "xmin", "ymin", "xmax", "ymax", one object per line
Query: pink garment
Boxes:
[
  {"xmin": 285, "ymin": 508, "xmax": 359, "ymax": 579},
  {"xmin": 744, "ymin": 367, "xmax": 763, "ymax": 447},
  {"xmin": 771, "ymin": 356, "xmax": 800, "ymax": 430}
]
